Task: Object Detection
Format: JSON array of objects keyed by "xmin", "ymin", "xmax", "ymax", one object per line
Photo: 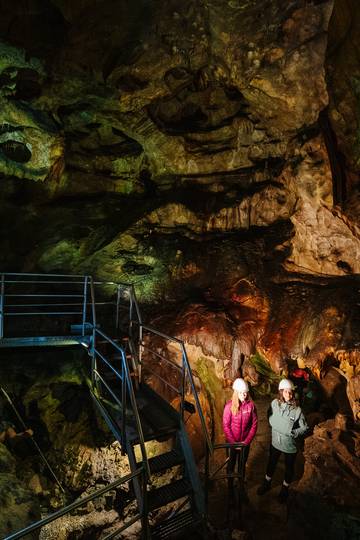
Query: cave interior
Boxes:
[{"xmin": 0, "ymin": 1, "xmax": 359, "ymax": 540}]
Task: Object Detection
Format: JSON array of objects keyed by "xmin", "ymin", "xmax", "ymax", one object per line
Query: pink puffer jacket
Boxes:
[{"xmin": 222, "ymin": 399, "xmax": 258, "ymax": 446}]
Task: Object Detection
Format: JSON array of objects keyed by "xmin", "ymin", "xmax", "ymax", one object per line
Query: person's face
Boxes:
[
  {"xmin": 283, "ymin": 388, "xmax": 293, "ymax": 402},
  {"xmin": 238, "ymin": 391, "xmax": 248, "ymax": 402}
]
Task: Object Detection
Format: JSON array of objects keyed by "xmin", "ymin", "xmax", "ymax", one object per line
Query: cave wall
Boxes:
[
  {"xmin": 0, "ymin": 1, "xmax": 359, "ymax": 538},
  {"xmin": 326, "ymin": 0, "xmax": 360, "ymax": 207}
]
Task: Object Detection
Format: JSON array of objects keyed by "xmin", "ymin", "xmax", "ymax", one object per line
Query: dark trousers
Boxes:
[
  {"xmin": 266, "ymin": 444, "xmax": 297, "ymax": 484},
  {"xmin": 227, "ymin": 445, "xmax": 250, "ymax": 485}
]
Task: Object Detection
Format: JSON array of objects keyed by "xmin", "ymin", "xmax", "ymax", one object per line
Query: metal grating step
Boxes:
[
  {"xmin": 95, "ymin": 394, "xmax": 177, "ymax": 445},
  {"xmin": 138, "ymin": 449, "xmax": 184, "ymax": 475},
  {"xmin": 150, "ymin": 508, "xmax": 201, "ymax": 540},
  {"xmin": 148, "ymin": 479, "xmax": 191, "ymax": 512}
]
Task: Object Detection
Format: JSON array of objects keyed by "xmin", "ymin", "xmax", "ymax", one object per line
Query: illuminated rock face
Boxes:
[
  {"xmin": 0, "ymin": 0, "xmax": 359, "ymax": 403},
  {"xmin": 2, "ymin": 1, "xmax": 358, "ymax": 275},
  {"xmin": 0, "ymin": 3, "xmax": 358, "ymax": 416},
  {"xmin": 288, "ymin": 418, "xmax": 360, "ymax": 540},
  {"xmin": 0, "ymin": 1, "xmax": 359, "ymax": 535}
]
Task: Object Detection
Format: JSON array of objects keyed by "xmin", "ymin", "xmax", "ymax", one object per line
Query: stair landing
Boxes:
[{"xmin": 0, "ymin": 335, "xmax": 91, "ymax": 348}]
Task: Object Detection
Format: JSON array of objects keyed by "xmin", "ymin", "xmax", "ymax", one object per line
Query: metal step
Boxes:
[
  {"xmin": 148, "ymin": 479, "xmax": 192, "ymax": 512},
  {"xmin": 139, "ymin": 449, "xmax": 184, "ymax": 474},
  {"xmin": 95, "ymin": 393, "xmax": 178, "ymax": 444},
  {"xmin": 150, "ymin": 508, "xmax": 201, "ymax": 540},
  {"xmin": 125, "ymin": 417, "xmax": 178, "ymax": 444},
  {"xmin": 100, "ymin": 384, "xmax": 179, "ymax": 443}
]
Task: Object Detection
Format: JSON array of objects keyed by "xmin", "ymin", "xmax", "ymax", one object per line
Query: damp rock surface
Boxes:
[{"xmin": 0, "ymin": 1, "xmax": 359, "ymax": 539}]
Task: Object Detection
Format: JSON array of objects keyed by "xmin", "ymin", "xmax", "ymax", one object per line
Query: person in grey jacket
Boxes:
[{"xmin": 257, "ymin": 378, "xmax": 308, "ymax": 503}]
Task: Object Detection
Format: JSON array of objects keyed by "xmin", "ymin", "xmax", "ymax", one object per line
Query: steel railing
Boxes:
[
  {"xmin": 0, "ymin": 274, "xmax": 140, "ymax": 340},
  {"xmin": 0, "ymin": 273, "xmax": 212, "ymax": 459},
  {"xmin": 204, "ymin": 442, "xmax": 246, "ymax": 517},
  {"xmin": 135, "ymin": 323, "xmax": 213, "ymax": 457},
  {"xmin": 91, "ymin": 327, "xmax": 150, "ymax": 480},
  {"xmin": 88, "ymin": 281, "xmax": 213, "ymax": 457},
  {"xmin": 0, "ymin": 272, "xmax": 213, "ymax": 533},
  {"xmin": 4, "ymin": 468, "xmax": 149, "ymax": 540},
  {"xmin": 0, "ymin": 272, "xmax": 94, "ymax": 338}
]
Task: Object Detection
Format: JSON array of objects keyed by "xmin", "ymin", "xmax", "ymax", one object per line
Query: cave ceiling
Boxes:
[{"xmin": 0, "ymin": 0, "xmax": 359, "ymax": 377}]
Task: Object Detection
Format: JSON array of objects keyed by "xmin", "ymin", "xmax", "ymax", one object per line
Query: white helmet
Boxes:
[
  {"xmin": 278, "ymin": 379, "xmax": 294, "ymax": 391},
  {"xmin": 233, "ymin": 378, "xmax": 249, "ymax": 393}
]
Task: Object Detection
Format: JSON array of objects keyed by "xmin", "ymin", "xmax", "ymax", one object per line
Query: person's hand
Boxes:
[{"xmin": 24, "ymin": 428, "xmax": 34, "ymax": 438}]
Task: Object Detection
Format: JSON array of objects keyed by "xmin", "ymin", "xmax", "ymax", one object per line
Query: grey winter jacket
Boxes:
[{"xmin": 269, "ymin": 399, "xmax": 308, "ymax": 454}]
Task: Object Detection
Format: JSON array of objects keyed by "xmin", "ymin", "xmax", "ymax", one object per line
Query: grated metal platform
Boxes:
[
  {"xmin": 140, "ymin": 449, "xmax": 184, "ymax": 475},
  {"xmin": 0, "ymin": 335, "xmax": 91, "ymax": 348}
]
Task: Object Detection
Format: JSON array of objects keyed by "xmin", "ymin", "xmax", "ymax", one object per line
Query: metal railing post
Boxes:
[
  {"xmin": 138, "ymin": 323, "xmax": 143, "ymax": 383},
  {"xmin": 130, "ymin": 284, "xmax": 142, "ymax": 325},
  {"xmin": 125, "ymin": 369, "xmax": 150, "ymax": 480},
  {"xmin": 141, "ymin": 468, "xmax": 150, "ymax": 539},
  {"xmin": 0, "ymin": 274, "xmax": 4, "ymax": 339},
  {"xmin": 115, "ymin": 284, "xmax": 121, "ymax": 330},
  {"xmin": 129, "ymin": 287, "xmax": 133, "ymax": 339},
  {"xmin": 89, "ymin": 277, "xmax": 97, "ymax": 387},
  {"xmin": 181, "ymin": 344, "xmax": 213, "ymax": 456},
  {"xmin": 121, "ymin": 352, "xmax": 127, "ymax": 453},
  {"xmin": 180, "ymin": 352, "xmax": 186, "ymax": 423},
  {"xmin": 81, "ymin": 276, "xmax": 88, "ymax": 336},
  {"xmin": 205, "ymin": 443, "xmax": 209, "ymax": 515}
]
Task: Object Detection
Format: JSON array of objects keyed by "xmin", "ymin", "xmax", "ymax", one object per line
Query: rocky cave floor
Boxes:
[{"xmin": 2, "ymin": 369, "xmax": 360, "ymax": 540}]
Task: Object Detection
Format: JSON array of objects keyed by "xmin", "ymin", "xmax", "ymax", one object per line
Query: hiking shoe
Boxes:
[
  {"xmin": 257, "ymin": 478, "xmax": 271, "ymax": 496},
  {"xmin": 278, "ymin": 484, "xmax": 289, "ymax": 504}
]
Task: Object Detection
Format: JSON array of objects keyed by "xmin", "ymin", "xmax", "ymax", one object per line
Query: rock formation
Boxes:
[{"xmin": 0, "ymin": 0, "xmax": 359, "ymax": 538}]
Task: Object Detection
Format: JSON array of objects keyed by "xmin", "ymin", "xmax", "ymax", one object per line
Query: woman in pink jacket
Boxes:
[{"xmin": 222, "ymin": 378, "xmax": 258, "ymax": 493}]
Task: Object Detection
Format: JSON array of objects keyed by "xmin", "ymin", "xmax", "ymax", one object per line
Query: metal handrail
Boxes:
[
  {"xmin": 204, "ymin": 442, "xmax": 246, "ymax": 512},
  {"xmin": 4, "ymin": 468, "xmax": 147, "ymax": 540},
  {"xmin": 206, "ymin": 443, "xmax": 246, "ymax": 478},
  {"xmin": 3, "ymin": 280, "xmax": 89, "ymax": 284},
  {"xmin": 138, "ymin": 323, "xmax": 213, "ymax": 456},
  {"xmin": 181, "ymin": 344, "xmax": 213, "ymax": 454},
  {"xmin": 82, "ymin": 275, "xmax": 88, "ymax": 336},
  {"xmin": 0, "ymin": 273, "xmax": 95, "ymax": 339},
  {"xmin": 5, "ymin": 303, "xmax": 85, "ymax": 307},
  {"xmin": 92, "ymin": 327, "xmax": 150, "ymax": 480},
  {"xmin": 0, "ymin": 272, "xmax": 208, "ymax": 466},
  {"xmin": 5, "ymin": 294, "xmax": 84, "ymax": 297},
  {"xmin": 4, "ymin": 311, "xmax": 84, "ymax": 316},
  {"xmin": 141, "ymin": 343, "xmax": 183, "ymax": 370},
  {"xmin": 0, "ymin": 274, "xmax": 5, "ymax": 338},
  {"xmin": 1, "ymin": 272, "xmax": 89, "ymax": 278}
]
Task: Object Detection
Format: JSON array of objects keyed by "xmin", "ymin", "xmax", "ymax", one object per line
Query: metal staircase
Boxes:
[{"xmin": 0, "ymin": 272, "xmax": 212, "ymax": 539}]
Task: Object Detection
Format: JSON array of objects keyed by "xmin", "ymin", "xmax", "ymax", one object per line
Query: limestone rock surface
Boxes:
[{"xmin": 289, "ymin": 418, "xmax": 360, "ymax": 540}]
